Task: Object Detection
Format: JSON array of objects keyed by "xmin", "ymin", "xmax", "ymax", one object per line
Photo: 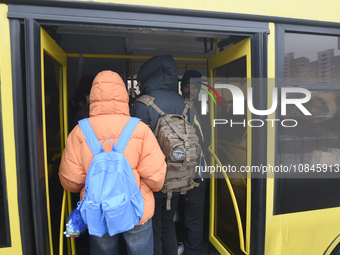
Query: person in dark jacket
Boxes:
[
  {"xmin": 178, "ymin": 70, "xmax": 210, "ymax": 255},
  {"xmin": 180, "ymin": 70, "xmax": 211, "ymax": 157},
  {"xmin": 131, "ymin": 55, "xmax": 186, "ymax": 255}
]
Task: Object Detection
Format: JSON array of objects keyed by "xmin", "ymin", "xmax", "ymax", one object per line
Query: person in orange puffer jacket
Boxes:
[{"xmin": 59, "ymin": 70, "xmax": 167, "ymax": 255}]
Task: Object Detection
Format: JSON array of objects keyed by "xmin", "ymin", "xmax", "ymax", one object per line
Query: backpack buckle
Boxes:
[
  {"xmin": 188, "ymin": 179, "xmax": 200, "ymax": 187},
  {"xmin": 166, "ymin": 192, "xmax": 172, "ymax": 210},
  {"xmin": 167, "ymin": 192, "xmax": 172, "ymax": 200},
  {"xmin": 184, "ymin": 140, "xmax": 190, "ymax": 150},
  {"xmin": 180, "ymin": 189, "xmax": 187, "ymax": 195}
]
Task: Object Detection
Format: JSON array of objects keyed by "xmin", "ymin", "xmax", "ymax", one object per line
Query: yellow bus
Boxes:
[{"xmin": 0, "ymin": 1, "xmax": 340, "ymax": 254}]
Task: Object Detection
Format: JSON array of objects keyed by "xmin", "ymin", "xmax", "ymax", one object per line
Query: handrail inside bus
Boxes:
[
  {"xmin": 59, "ymin": 190, "xmax": 66, "ymax": 255},
  {"xmin": 59, "ymin": 190, "xmax": 76, "ymax": 255},
  {"xmin": 209, "ymin": 145, "xmax": 249, "ymax": 255},
  {"xmin": 217, "ymin": 140, "xmax": 246, "ymax": 151},
  {"xmin": 217, "ymin": 144, "xmax": 247, "ymax": 186}
]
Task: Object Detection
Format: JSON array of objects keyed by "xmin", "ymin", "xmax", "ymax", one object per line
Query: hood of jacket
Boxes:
[
  {"xmin": 137, "ymin": 55, "xmax": 178, "ymax": 95},
  {"xmin": 89, "ymin": 70, "xmax": 129, "ymax": 117}
]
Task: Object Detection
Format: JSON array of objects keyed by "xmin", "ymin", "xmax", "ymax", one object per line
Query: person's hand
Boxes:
[{"xmin": 128, "ymin": 87, "xmax": 137, "ymax": 98}]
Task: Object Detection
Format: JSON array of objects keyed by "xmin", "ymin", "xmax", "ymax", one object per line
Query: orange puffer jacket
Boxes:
[{"xmin": 59, "ymin": 70, "xmax": 166, "ymax": 225}]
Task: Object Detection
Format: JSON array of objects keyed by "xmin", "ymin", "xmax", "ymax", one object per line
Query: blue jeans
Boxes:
[{"xmin": 90, "ymin": 218, "xmax": 153, "ymax": 255}]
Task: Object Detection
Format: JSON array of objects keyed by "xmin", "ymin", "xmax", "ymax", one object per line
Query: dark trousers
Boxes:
[
  {"xmin": 153, "ymin": 193, "xmax": 180, "ymax": 255},
  {"xmin": 179, "ymin": 180, "xmax": 206, "ymax": 255}
]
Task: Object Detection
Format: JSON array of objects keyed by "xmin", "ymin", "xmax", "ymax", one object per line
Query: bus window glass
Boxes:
[
  {"xmin": 284, "ymin": 33, "xmax": 340, "ymax": 83},
  {"xmin": 275, "ymin": 32, "xmax": 340, "ymax": 214},
  {"xmin": 44, "ymin": 53, "xmax": 64, "ymax": 254},
  {"xmin": 214, "ymin": 57, "xmax": 247, "ymax": 254}
]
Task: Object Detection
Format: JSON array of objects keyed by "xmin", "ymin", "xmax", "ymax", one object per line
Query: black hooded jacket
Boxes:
[{"xmin": 131, "ymin": 55, "xmax": 189, "ymax": 131}]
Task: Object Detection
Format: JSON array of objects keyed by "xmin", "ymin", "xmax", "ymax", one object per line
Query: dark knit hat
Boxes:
[{"xmin": 181, "ymin": 70, "xmax": 202, "ymax": 91}]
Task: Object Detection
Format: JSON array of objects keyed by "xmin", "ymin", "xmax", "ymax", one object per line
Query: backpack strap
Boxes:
[
  {"xmin": 182, "ymin": 98, "xmax": 192, "ymax": 116},
  {"xmin": 135, "ymin": 95, "xmax": 155, "ymax": 106},
  {"xmin": 193, "ymin": 115, "xmax": 204, "ymax": 143},
  {"xmin": 115, "ymin": 117, "xmax": 141, "ymax": 153},
  {"xmin": 136, "ymin": 95, "xmax": 166, "ymax": 116},
  {"xmin": 78, "ymin": 118, "xmax": 101, "ymax": 155}
]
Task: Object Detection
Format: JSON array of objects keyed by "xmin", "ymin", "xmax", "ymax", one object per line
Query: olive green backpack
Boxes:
[{"xmin": 136, "ymin": 95, "xmax": 201, "ymax": 210}]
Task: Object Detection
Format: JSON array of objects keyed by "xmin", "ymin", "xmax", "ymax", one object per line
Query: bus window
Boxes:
[
  {"xmin": 208, "ymin": 39, "xmax": 251, "ymax": 254},
  {"xmin": 284, "ymin": 33, "xmax": 340, "ymax": 84},
  {"xmin": 215, "ymin": 57, "xmax": 247, "ymax": 255},
  {"xmin": 43, "ymin": 53, "xmax": 65, "ymax": 253},
  {"xmin": 276, "ymin": 32, "xmax": 340, "ymax": 214}
]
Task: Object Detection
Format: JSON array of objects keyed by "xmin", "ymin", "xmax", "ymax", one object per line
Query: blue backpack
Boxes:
[{"xmin": 77, "ymin": 117, "xmax": 144, "ymax": 237}]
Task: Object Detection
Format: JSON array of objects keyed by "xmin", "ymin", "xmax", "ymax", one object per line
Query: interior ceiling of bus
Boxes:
[
  {"xmin": 45, "ymin": 25, "xmax": 237, "ymax": 93},
  {"xmin": 56, "ymin": 26, "xmax": 230, "ymax": 58}
]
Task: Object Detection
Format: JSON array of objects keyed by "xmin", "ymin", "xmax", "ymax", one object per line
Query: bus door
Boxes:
[
  {"xmin": 26, "ymin": 21, "xmax": 68, "ymax": 255},
  {"xmin": 208, "ymin": 38, "xmax": 251, "ymax": 255},
  {"xmin": 0, "ymin": 4, "xmax": 22, "ymax": 255}
]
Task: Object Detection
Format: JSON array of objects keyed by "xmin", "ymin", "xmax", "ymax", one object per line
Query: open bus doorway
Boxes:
[{"xmin": 40, "ymin": 24, "xmax": 252, "ymax": 255}]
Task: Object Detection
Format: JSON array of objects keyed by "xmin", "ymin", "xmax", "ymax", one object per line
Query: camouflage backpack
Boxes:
[{"xmin": 136, "ymin": 95, "xmax": 201, "ymax": 209}]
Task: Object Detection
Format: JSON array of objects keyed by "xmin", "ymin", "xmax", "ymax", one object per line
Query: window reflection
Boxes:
[
  {"xmin": 278, "ymin": 90, "xmax": 340, "ymax": 167},
  {"xmin": 285, "ymin": 33, "xmax": 340, "ymax": 83},
  {"xmin": 276, "ymin": 31, "xmax": 340, "ymax": 214}
]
